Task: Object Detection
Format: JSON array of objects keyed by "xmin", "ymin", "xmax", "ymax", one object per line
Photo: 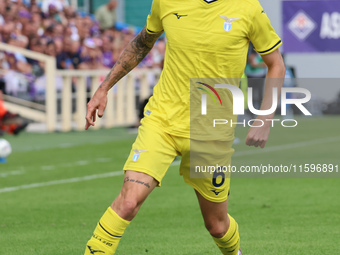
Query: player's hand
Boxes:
[
  {"xmin": 245, "ymin": 121, "xmax": 271, "ymax": 148},
  {"xmin": 85, "ymin": 87, "xmax": 108, "ymax": 130}
]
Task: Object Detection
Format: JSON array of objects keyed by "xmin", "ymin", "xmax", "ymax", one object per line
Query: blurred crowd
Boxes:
[{"xmin": 0, "ymin": 0, "xmax": 166, "ymax": 101}]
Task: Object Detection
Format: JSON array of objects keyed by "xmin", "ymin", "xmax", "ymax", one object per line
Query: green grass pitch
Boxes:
[{"xmin": 0, "ymin": 116, "xmax": 339, "ymax": 254}]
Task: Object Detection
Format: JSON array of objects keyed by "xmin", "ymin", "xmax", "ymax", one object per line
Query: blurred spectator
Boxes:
[
  {"xmin": 76, "ymin": 15, "xmax": 92, "ymax": 41},
  {"xmin": 53, "ymin": 37, "xmax": 63, "ymax": 55},
  {"xmin": 1, "ymin": 22, "xmax": 15, "ymax": 43},
  {"xmin": 95, "ymin": 0, "xmax": 117, "ymax": 30},
  {"xmin": 78, "ymin": 38, "xmax": 107, "ymax": 70},
  {"xmin": 101, "ymin": 34, "xmax": 114, "ymax": 68},
  {"xmin": 41, "ymin": 0, "xmax": 69, "ymax": 14},
  {"xmin": 45, "ymin": 40, "xmax": 57, "ymax": 57},
  {"xmin": 27, "ymin": 37, "xmax": 45, "ymax": 77},
  {"xmin": 56, "ymin": 36, "xmax": 82, "ymax": 69}
]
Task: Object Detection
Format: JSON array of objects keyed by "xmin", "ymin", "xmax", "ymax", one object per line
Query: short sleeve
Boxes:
[
  {"xmin": 248, "ymin": 2, "xmax": 282, "ymax": 55},
  {"xmin": 146, "ymin": 0, "xmax": 163, "ymax": 34}
]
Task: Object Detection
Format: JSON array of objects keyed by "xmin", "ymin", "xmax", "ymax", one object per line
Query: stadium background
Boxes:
[{"xmin": 0, "ymin": 0, "xmax": 339, "ymax": 254}]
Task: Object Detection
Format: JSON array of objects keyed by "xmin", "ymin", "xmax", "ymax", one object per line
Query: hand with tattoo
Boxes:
[{"xmin": 85, "ymin": 27, "xmax": 163, "ymax": 130}]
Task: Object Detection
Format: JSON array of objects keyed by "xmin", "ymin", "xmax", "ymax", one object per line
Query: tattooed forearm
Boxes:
[
  {"xmin": 124, "ymin": 177, "xmax": 151, "ymax": 188},
  {"xmin": 100, "ymin": 27, "xmax": 163, "ymax": 91}
]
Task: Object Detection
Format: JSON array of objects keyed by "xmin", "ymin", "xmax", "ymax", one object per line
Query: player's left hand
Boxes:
[{"xmin": 245, "ymin": 121, "xmax": 271, "ymax": 148}]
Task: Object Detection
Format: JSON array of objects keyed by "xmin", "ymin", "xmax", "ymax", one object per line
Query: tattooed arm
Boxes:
[
  {"xmin": 100, "ymin": 27, "xmax": 162, "ymax": 91},
  {"xmin": 85, "ymin": 27, "xmax": 163, "ymax": 129}
]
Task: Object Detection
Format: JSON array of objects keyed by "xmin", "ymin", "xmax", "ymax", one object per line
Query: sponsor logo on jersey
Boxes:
[
  {"xmin": 219, "ymin": 15, "xmax": 240, "ymax": 32},
  {"xmin": 173, "ymin": 13, "xmax": 188, "ymax": 19},
  {"xmin": 133, "ymin": 149, "xmax": 147, "ymax": 162}
]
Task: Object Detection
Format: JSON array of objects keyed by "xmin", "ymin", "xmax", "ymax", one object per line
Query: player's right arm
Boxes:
[{"xmin": 85, "ymin": 27, "xmax": 163, "ymax": 130}]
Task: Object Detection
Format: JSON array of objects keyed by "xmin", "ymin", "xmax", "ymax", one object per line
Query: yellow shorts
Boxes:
[{"xmin": 123, "ymin": 123, "xmax": 235, "ymax": 203}]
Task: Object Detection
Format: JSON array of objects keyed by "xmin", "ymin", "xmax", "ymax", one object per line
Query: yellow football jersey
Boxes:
[{"xmin": 142, "ymin": 0, "xmax": 282, "ymax": 140}]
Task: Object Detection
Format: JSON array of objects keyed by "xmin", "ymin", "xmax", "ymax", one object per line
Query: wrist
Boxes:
[{"xmin": 98, "ymin": 84, "xmax": 109, "ymax": 94}]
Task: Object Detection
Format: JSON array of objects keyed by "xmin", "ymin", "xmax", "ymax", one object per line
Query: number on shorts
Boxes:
[{"xmin": 212, "ymin": 170, "xmax": 225, "ymax": 188}]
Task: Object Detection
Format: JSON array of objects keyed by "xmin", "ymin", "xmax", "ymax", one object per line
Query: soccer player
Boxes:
[{"xmin": 84, "ymin": 0, "xmax": 285, "ymax": 254}]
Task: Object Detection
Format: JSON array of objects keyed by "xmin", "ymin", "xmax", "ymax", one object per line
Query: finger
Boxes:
[
  {"xmin": 85, "ymin": 110, "xmax": 95, "ymax": 130},
  {"xmin": 93, "ymin": 111, "xmax": 96, "ymax": 123},
  {"xmin": 246, "ymin": 136, "xmax": 261, "ymax": 147},
  {"xmin": 85, "ymin": 114, "xmax": 94, "ymax": 127},
  {"xmin": 85, "ymin": 120, "xmax": 91, "ymax": 130},
  {"xmin": 97, "ymin": 106, "xmax": 104, "ymax": 118},
  {"xmin": 245, "ymin": 136, "xmax": 252, "ymax": 146},
  {"xmin": 246, "ymin": 136, "xmax": 258, "ymax": 146},
  {"xmin": 85, "ymin": 114, "xmax": 95, "ymax": 130},
  {"xmin": 85, "ymin": 116, "xmax": 92, "ymax": 130},
  {"xmin": 85, "ymin": 107, "xmax": 93, "ymax": 122},
  {"xmin": 246, "ymin": 139, "xmax": 254, "ymax": 146},
  {"xmin": 253, "ymin": 141, "xmax": 261, "ymax": 147},
  {"xmin": 85, "ymin": 116, "xmax": 94, "ymax": 127},
  {"xmin": 260, "ymin": 140, "xmax": 267, "ymax": 148}
]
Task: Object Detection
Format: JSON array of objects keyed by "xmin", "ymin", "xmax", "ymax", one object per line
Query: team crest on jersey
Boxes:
[
  {"xmin": 132, "ymin": 149, "xmax": 147, "ymax": 162},
  {"xmin": 219, "ymin": 15, "xmax": 240, "ymax": 32}
]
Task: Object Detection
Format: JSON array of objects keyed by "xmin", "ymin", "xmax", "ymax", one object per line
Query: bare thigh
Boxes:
[{"xmin": 111, "ymin": 170, "xmax": 158, "ymax": 221}]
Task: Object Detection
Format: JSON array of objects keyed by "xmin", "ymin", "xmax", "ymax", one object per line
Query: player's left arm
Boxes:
[{"xmin": 245, "ymin": 48, "xmax": 286, "ymax": 148}]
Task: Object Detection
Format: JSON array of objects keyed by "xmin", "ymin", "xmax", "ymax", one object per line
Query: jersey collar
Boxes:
[{"xmin": 203, "ymin": 0, "xmax": 219, "ymax": 3}]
